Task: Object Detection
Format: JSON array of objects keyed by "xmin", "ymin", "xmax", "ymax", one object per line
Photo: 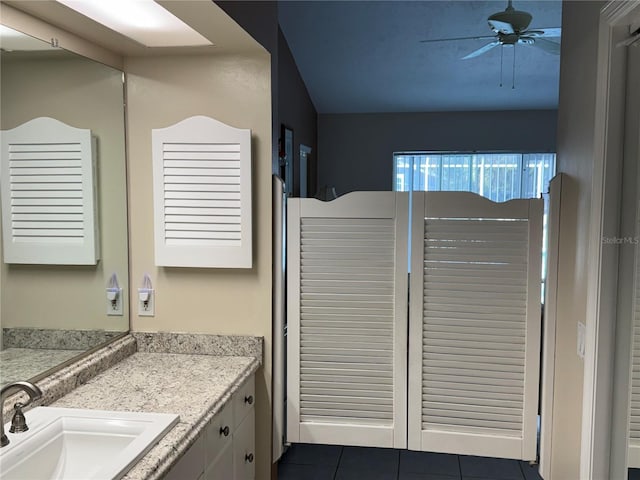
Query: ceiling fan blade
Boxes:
[
  {"xmin": 462, "ymin": 41, "xmax": 501, "ymax": 59},
  {"xmin": 532, "ymin": 38, "xmax": 561, "ymax": 54},
  {"xmin": 420, "ymin": 35, "xmax": 496, "ymax": 43},
  {"xmin": 488, "ymin": 19, "xmax": 515, "ymax": 34},
  {"xmin": 524, "ymin": 27, "xmax": 562, "ymax": 38}
]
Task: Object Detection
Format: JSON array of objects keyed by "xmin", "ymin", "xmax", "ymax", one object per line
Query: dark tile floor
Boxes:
[{"xmin": 278, "ymin": 444, "xmax": 543, "ymax": 480}]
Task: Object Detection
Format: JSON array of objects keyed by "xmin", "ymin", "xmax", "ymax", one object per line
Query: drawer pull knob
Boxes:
[
  {"xmin": 244, "ymin": 395, "xmax": 254, "ymax": 405},
  {"xmin": 219, "ymin": 426, "xmax": 230, "ymax": 437},
  {"xmin": 245, "ymin": 453, "xmax": 254, "ymax": 463}
]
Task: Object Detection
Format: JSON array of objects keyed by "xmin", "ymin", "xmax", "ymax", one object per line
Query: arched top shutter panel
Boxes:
[
  {"xmin": 408, "ymin": 192, "xmax": 543, "ymax": 461},
  {"xmin": 1, "ymin": 117, "xmax": 99, "ymax": 265},
  {"xmin": 152, "ymin": 116, "xmax": 252, "ymax": 268}
]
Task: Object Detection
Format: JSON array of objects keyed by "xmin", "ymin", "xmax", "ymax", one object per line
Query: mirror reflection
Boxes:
[{"xmin": 0, "ymin": 25, "xmax": 129, "ymax": 386}]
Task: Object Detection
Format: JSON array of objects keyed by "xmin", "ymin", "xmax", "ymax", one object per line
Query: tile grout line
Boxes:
[
  {"xmin": 518, "ymin": 459, "xmax": 526, "ymax": 480},
  {"xmin": 457, "ymin": 454, "xmax": 463, "ymax": 479},
  {"xmin": 332, "ymin": 446, "xmax": 344, "ymax": 480}
]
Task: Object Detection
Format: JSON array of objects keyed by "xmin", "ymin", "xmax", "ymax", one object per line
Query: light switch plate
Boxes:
[{"xmin": 577, "ymin": 321, "xmax": 586, "ymax": 359}]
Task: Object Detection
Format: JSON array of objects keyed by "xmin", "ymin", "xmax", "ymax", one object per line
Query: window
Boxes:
[
  {"xmin": 393, "ymin": 152, "xmax": 556, "ymax": 200},
  {"xmin": 394, "ymin": 151, "xmax": 556, "ymax": 302}
]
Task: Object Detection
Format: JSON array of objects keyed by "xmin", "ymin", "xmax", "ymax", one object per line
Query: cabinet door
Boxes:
[
  {"xmin": 205, "ymin": 401, "xmax": 234, "ymax": 467},
  {"xmin": 164, "ymin": 436, "xmax": 205, "ymax": 480},
  {"xmin": 151, "ymin": 115, "xmax": 252, "ymax": 268},
  {"xmin": 206, "ymin": 441, "xmax": 234, "ymax": 480},
  {"xmin": 233, "ymin": 409, "xmax": 255, "ymax": 480},
  {"xmin": 233, "ymin": 374, "xmax": 255, "ymax": 428}
]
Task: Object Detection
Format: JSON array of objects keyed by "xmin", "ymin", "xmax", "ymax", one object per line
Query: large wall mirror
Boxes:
[{"xmin": 0, "ymin": 25, "xmax": 129, "ymax": 386}]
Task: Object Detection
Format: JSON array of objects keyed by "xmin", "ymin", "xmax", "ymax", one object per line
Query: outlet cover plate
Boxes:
[
  {"xmin": 107, "ymin": 288, "xmax": 123, "ymax": 316},
  {"xmin": 138, "ymin": 289, "xmax": 155, "ymax": 317}
]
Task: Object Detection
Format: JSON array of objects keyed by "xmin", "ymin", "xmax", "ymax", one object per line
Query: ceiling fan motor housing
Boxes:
[{"xmin": 488, "ymin": 9, "xmax": 533, "ymax": 34}]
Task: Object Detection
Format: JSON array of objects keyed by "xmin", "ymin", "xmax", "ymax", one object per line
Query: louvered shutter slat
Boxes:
[
  {"xmin": 423, "ymin": 221, "xmax": 528, "ymax": 432},
  {"xmin": 299, "ymin": 217, "xmax": 395, "ymax": 426}
]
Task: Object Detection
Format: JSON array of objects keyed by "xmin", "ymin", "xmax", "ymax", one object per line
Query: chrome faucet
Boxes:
[{"xmin": 1, "ymin": 381, "xmax": 43, "ymax": 447}]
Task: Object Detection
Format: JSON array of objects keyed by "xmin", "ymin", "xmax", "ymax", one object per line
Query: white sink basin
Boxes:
[{"xmin": 0, "ymin": 407, "xmax": 179, "ymax": 480}]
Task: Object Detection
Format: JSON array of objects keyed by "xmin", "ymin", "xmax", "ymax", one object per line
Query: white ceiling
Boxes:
[
  {"xmin": 278, "ymin": 0, "xmax": 563, "ymax": 114},
  {"xmin": 1, "ymin": 0, "xmax": 261, "ymax": 57}
]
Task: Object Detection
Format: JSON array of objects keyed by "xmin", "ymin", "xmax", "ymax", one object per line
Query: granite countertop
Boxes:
[
  {"xmin": 1, "ymin": 332, "xmax": 262, "ymax": 479},
  {"xmin": 52, "ymin": 350, "xmax": 261, "ymax": 480},
  {"xmin": 0, "ymin": 348, "xmax": 84, "ymax": 385}
]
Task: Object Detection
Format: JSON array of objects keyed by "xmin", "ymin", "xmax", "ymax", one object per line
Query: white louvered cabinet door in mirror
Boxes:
[
  {"xmin": 408, "ymin": 192, "xmax": 542, "ymax": 461},
  {"xmin": 287, "ymin": 192, "xmax": 408, "ymax": 448},
  {"xmin": 152, "ymin": 116, "xmax": 251, "ymax": 268},
  {"xmin": 1, "ymin": 117, "xmax": 98, "ymax": 265}
]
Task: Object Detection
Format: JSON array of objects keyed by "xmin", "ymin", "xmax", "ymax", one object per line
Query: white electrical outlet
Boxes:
[
  {"xmin": 138, "ymin": 288, "xmax": 155, "ymax": 317},
  {"xmin": 107, "ymin": 287, "xmax": 123, "ymax": 316}
]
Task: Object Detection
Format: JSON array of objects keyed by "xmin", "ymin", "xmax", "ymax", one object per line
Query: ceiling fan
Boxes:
[{"xmin": 421, "ymin": 0, "xmax": 562, "ymax": 60}]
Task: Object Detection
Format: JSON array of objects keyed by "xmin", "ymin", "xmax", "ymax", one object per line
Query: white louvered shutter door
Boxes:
[
  {"xmin": 628, "ymin": 209, "xmax": 640, "ymax": 468},
  {"xmin": 408, "ymin": 192, "xmax": 542, "ymax": 460},
  {"xmin": 287, "ymin": 192, "xmax": 408, "ymax": 448},
  {"xmin": 152, "ymin": 116, "xmax": 251, "ymax": 268},
  {"xmin": 1, "ymin": 117, "xmax": 98, "ymax": 265}
]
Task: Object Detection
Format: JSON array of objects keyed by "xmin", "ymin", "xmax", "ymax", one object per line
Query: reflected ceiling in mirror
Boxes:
[{"xmin": 0, "ymin": 25, "xmax": 129, "ymax": 386}]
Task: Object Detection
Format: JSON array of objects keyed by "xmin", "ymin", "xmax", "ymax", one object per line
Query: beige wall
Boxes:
[
  {"xmin": 552, "ymin": 1, "xmax": 606, "ymax": 477},
  {"xmin": 124, "ymin": 52, "xmax": 272, "ymax": 480},
  {"xmin": 0, "ymin": 54, "xmax": 129, "ymax": 332}
]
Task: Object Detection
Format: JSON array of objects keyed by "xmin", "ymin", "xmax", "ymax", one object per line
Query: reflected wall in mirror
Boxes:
[{"xmin": 0, "ymin": 25, "xmax": 129, "ymax": 386}]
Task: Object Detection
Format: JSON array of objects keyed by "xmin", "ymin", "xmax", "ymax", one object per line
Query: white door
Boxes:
[
  {"xmin": 625, "ymin": 37, "xmax": 640, "ymax": 470},
  {"xmin": 286, "ymin": 192, "xmax": 408, "ymax": 448},
  {"xmin": 272, "ymin": 176, "xmax": 286, "ymax": 462},
  {"xmin": 538, "ymin": 174, "xmax": 563, "ymax": 479},
  {"xmin": 408, "ymin": 192, "xmax": 543, "ymax": 460}
]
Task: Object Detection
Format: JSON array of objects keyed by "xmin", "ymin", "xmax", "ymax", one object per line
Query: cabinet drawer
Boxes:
[
  {"xmin": 205, "ymin": 400, "xmax": 234, "ymax": 466},
  {"xmin": 233, "ymin": 409, "xmax": 255, "ymax": 480},
  {"xmin": 233, "ymin": 374, "xmax": 255, "ymax": 428}
]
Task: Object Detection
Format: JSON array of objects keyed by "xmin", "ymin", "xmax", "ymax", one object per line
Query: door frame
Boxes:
[
  {"xmin": 582, "ymin": 2, "xmax": 640, "ymax": 479},
  {"xmin": 612, "ymin": 39, "xmax": 640, "ymax": 476}
]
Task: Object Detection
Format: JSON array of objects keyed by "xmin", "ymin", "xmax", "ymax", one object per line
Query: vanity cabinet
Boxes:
[
  {"xmin": 165, "ymin": 374, "xmax": 255, "ymax": 480},
  {"xmin": 231, "ymin": 375, "xmax": 256, "ymax": 479}
]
